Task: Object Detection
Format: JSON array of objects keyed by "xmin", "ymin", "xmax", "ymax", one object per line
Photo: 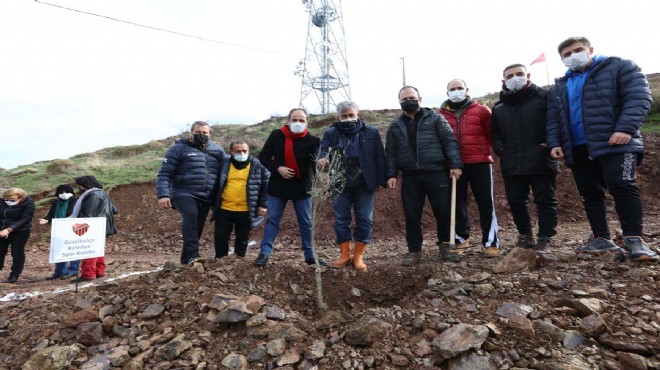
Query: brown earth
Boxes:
[{"xmin": 0, "ymin": 136, "xmax": 659, "ymax": 369}]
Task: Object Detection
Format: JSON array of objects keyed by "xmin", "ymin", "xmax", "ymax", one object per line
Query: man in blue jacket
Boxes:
[
  {"xmin": 318, "ymin": 101, "xmax": 386, "ymax": 271},
  {"xmin": 547, "ymin": 36, "xmax": 657, "ymax": 262},
  {"xmin": 156, "ymin": 121, "xmax": 225, "ymax": 264}
]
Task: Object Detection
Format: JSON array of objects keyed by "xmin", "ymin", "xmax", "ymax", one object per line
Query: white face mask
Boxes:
[
  {"xmin": 448, "ymin": 90, "xmax": 466, "ymax": 103},
  {"xmin": 289, "ymin": 122, "xmax": 306, "ymax": 134},
  {"xmin": 233, "ymin": 153, "xmax": 249, "ymax": 162},
  {"xmin": 59, "ymin": 193, "xmax": 73, "ymax": 200},
  {"xmin": 563, "ymin": 50, "xmax": 591, "ymax": 70},
  {"xmin": 5, "ymin": 200, "xmax": 18, "ymax": 206},
  {"xmin": 505, "ymin": 75, "xmax": 528, "ymax": 92}
]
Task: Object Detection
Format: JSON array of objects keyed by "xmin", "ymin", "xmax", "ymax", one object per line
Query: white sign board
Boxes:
[{"xmin": 49, "ymin": 217, "xmax": 107, "ymax": 263}]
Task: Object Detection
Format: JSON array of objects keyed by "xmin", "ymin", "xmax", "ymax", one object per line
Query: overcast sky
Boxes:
[{"xmin": 1, "ymin": 0, "xmax": 659, "ymax": 169}]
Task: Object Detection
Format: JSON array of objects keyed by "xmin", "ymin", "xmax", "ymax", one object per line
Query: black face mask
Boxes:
[
  {"xmin": 400, "ymin": 100, "xmax": 419, "ymax": 113},
  {"xmin": 192, "ymin": 134, "xmax": 209, "ymax": 146},
  {"xmin": 339, "ymin": 119, "xmax": 358, "ymax": 130}
]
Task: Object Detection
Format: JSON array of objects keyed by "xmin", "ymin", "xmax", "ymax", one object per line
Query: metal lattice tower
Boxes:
[{"xmin": 295, "ymin": 0, "xmax": 350, "ymax": 114}]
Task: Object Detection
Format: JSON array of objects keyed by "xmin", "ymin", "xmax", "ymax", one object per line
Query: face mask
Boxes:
[
  {"xmin": 192, "ymin": 133, "xmax": 209, "ymax": 146},
  {"xmin": 505, "ymin": 75, "xmax": 528, "ymax": 92},
  {"xmin": 5, "ymin": 200, "xmax": 18, "ymax": 206},
  {"xmin": 448, "ymin": 90, "xmax": 466, "ymax": 103},
  {"xmin": 289, "ymin": 122, "xmax": 306, "ymax": 134},
  {"xmin": 563, "ymin": 50, "xmax": 591, "ymax": 70},
  {"xmin": 400, "ymin": 100, "xmax": 419, "ymax": 113},
  {"xmin": 233, "ymin": 154, "xmax": 249, "ymax": 162},
  {"xmin": 339, "ymin": 119, "xmax": 358, "ymax": 129},
  {"xmin": 59, "ymin": 193, "xmax": 73, "ymax": 200}
]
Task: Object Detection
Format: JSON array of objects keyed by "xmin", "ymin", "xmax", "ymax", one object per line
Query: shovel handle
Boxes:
[{"xmin": 449, "ymin": 176, "xmax": 457, "ymax": 247}]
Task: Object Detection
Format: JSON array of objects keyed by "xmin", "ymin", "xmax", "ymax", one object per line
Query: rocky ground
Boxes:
[{"xmin": 0, "ymin": 136, "xmax": 659, "ymax": 369}]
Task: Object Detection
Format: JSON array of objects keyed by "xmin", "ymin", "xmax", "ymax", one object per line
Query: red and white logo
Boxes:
[{"xmin": 72, "ymin": 223, "xmax": 90, "ymax": 236}]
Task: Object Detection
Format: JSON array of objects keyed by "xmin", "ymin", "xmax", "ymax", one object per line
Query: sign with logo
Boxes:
[{"xmin": 49, "ymin": 217, "xmax": 107, "ymax": 263}]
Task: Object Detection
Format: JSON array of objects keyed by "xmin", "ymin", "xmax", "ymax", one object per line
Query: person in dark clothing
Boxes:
[
  {"xmin": 0, "ymin": 188, "xmax": 35, "ymax": 283},
  {"xmin": 70, "ymin": 176, "xmax": 118, "ymax": 282},
  {"xmin": 39, "ymin": 184, "xmax": 80, "ymax": 280},
  {"xmin": 547, "ymin": 36, "xmax": 657, "ymax": 262},
  {"xmin": 386, "ymin": 86, "xmax": 463, "ymax": 266},
  {"xmin": 439, "ymin": 79, "xmax": 500, "ymax": 257},
  {"xmin": 212, "ymin": 141, "xmax": 269, "ymax": 258},
  {"xmin": 318, "ymin": 101, "xmax": 386, "ymax": 271},
  {"xmin": 254, "ymin": 108, "xmax": 324, "ymax": 266},
  {"xmin": 156, "ymin": 121, "xmax": 225, "ymax": 265},
  {"xmin": 492, "ymin": 64, "xmax": 559, "ymax": 251}
]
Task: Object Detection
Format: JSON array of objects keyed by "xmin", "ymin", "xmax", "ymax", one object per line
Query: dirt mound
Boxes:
[{"xmin": 0, "ymin": 136, "xmax": 659, "ymax": 369}]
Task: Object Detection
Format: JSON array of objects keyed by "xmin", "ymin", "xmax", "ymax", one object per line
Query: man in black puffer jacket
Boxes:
[
  {"xmin": 492, "ymin": 64, "xmax": 559, "ymax": 251},
  {"xmin": 212, "ymin": 141, "xmax": 269, "ymax": 258},
  {"xmin": 156, "ymin": 121, "xmax": 225, "ymax": 264},
  {"xmin": 386, "ymin": 86, "xmax": 463, "ymax": 266},
  {"xmin": 547, "ymin": 36, "xmax": 657, "ymax": 262}
]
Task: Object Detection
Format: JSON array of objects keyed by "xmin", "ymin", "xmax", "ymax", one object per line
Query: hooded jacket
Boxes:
[
  {"xmin": 492, "ymin": 83, "xmax": 559, "ymax": 176},
  {"xmin": 546, "ymin": 56, "xmax": 651, "ymax": 166},
  {"xmin": 439, "ymin": 99, "xmax": 494, "ymax": 164},
  {"xmin": 385, "ymin": 107, "xmax": 463, "ymax": 178},
  {"xmin": 212, "ymin": 155, "xmax": 270, "ymax": 224},
  {"xmin": 156, "ymin": 138, "xmax": 225, "ymax": 202},
  {"xmin": 318, "ymin": 120, "xmax": 387, "ymax": 191}
]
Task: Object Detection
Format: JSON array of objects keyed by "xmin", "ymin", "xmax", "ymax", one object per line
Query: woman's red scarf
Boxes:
[{"xmin": 280, "ymin": 124, "xmax": 308, "ymax": 178}]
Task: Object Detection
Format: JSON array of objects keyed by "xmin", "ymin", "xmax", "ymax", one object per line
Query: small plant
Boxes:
[{"xmin": 308, "ymin": 149, "xmax": 345, "ymax": 315}]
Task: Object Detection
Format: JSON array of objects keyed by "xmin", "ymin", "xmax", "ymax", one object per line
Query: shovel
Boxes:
[{"xmin": 441, "ymin": 176, "xmax": 461, "ymax": 262}]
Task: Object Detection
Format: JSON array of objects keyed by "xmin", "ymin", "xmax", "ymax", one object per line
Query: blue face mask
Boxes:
[{"xmin": 233, "ymin": 153, "xmax": 249, "ymax": 162}]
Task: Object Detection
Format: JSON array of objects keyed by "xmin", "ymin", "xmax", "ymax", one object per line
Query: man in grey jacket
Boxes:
[
  {"xmin": 547, "ymin": 36, "xmax": 657, "ymax": 262},
  {"xmin": 386, "ymin": 86, "xmax": 463, "ymax": 266}
]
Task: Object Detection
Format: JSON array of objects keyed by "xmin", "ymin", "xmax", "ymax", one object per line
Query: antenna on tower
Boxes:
[{"xmin": 295, "ymin": 0, "xmax": 350, "ymax": 115}]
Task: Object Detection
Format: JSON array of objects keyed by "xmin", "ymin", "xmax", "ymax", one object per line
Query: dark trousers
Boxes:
[
  {"xmin": 401, "ymin": 171, "xmax": 450, "ymax": 252},
  {"xmin": 570, "ymin": 145, "xmax": 642, "ymax": 238},
  {"xmin": 455, "ymin": 163, "xmax": 499, "ymax": 247},
  {"xmin": 503, "ymin": 174, "xmax": 557, "ymax": 238},
  {"xmin": 214, "ymin": 209, "xmax": 251, "ymax": 257},
  {"xmin": 0, "ymin": 229, "xmax": 30, "ymax": 276},
  {"xmin": 172, "ymin": 196, "xmax": 211, "ymax": 264}
]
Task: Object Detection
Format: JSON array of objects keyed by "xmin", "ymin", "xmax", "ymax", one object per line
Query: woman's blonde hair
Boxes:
[{"xmin": 3, "ymin": 188, "xmax": 27, "ymax": 199}]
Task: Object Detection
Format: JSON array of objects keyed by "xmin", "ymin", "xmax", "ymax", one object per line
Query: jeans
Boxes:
[
  {"xmin": 455, "ymin": 163, "xmax": 499, "ymax": 247},
  {"xmin": 570, "ymin": 145, "xmax": 642, "ymax": 238},
  {"xmin": 172, "ymin": 196, "xmax": 211, "ymax": 263},
  {"xmin": 259, "ymin": 195, "xmax": 313, "ymax": 259},
  {"xmin": 333, "ymin": 186, "xmax": 375, "ymax": 244},
  {"xmin": 503, "ymin": 174, "xmax": 557, "ymax": 238},
  {"xmin": 0, "ymin": 229, "xmax": 30, "ymax": 275},
  {"xmin": 53, "ymin": 260, "xmax": 80, "ymax": 276},
  {"xmin": 401, "ymin": 171, "xmax": 450, "ymax": 252},
  {"xmin": 214, "ymin": 209, "xmax": 251, "ymax": 257}
]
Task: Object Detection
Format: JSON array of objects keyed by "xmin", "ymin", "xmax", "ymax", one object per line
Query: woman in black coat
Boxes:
[{"xmin": 0, "ymin": 187, "xmax": 36, "ymax": 283}]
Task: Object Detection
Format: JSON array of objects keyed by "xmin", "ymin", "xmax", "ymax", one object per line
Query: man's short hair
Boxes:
[
  {"xmin": 398, "ymin": 85, "xmax": 420, "ymax": 99},
  {"xmin": 502, "ymin": 64, "xmax": 527, "ymax": 77},
  {"xmin": 287, "ymin": 108, "xmax": 309, "ymax": 120},
  {"xmin": 557, "ymin": 36, "xmax": 591, "ymax": 54},
  {"xmin": 229, "ymin": 141, "xmax": 248, "ymax": 152},
  {"xmin": 336, "ymin": 101, "xmax": 359, "ymax": 114},
  {"xmin": 446, "ymin": 79, "xmax": 467, "ymax": 90},
  {"xmin": 190, "ymin": 121, "xmax": 210, "ymax": 132}
]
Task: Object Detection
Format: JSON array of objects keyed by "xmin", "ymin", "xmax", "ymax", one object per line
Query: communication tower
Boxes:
[{"xmin": 295, "ymin": 0, "xmax": 350, "ymax": 114}]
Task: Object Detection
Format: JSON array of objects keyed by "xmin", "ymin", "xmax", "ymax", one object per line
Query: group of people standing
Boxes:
[
  {"xmin": 0, "ymin": 176, "xmax": 117, "ymax": 284},
  {"xmin": 156, "ymin": 35, "xmax": 656, "ymax": 270}
]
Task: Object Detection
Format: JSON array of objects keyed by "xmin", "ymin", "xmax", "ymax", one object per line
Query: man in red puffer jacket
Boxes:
[{"xmin": 439, "ymin": 79, "xmax": 500, "ymax": 257}]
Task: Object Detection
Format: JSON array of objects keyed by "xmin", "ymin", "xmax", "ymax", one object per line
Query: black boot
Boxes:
[
  {"xmin": 6, "ymin": 273, "xmax": 18, "ymax": 283},
  {"xmin": 438, "ymin": 242, "xmax": 461, "ymax": 263}
]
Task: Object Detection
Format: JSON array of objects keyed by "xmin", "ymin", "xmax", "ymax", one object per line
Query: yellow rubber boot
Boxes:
[
  {"xmin": 331, "ymin": 241, "xmax": 352, "ymax": 267},
  {"xmin": 353, "ymin": 242, "xmax": 368, "ymax": 272}
]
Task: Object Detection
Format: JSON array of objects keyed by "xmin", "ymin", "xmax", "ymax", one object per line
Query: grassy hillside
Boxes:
[{"xmin": 1, "ymin": 73, "xmax": 658, "ymax": 198}]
